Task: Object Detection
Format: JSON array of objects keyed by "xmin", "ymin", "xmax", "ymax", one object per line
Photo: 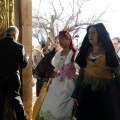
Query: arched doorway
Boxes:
[{"xmin": 0, "ymin": 0, "xmax": 32, "ymax": 119}]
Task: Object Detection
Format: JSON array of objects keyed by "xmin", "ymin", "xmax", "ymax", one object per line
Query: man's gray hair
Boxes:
[
  {"xmin": 112, "ymin": 37, "xmax": 120, "ymax": 43},
  {"xmin": 6, "ymin": 26, "xmax": 19, "ymax": 36}
]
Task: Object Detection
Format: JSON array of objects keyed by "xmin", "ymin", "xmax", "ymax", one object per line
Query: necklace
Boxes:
[
  {"xmin": 89, "ymin": 53, "xmax": 103, "ymax": 59},
  {"xmin": 61, "ymin": 49, "xmax": 70, "ymax": 56}
]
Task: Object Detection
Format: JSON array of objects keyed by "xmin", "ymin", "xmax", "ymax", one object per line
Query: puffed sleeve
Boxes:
[
  {"xmin": 51, "ymin": 56, "xmax": 56, "ymax": 68},
  {"xmin": 51, "ymin": 51, "xmax": 61, "ymax": 72}
]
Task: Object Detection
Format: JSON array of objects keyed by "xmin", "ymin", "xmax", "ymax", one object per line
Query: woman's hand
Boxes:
[
  {"xmin": 43, "ymin": 80, "xmax": 52, "ymax": 91},
  {"xmin": 50, "ymin": 71, "xmax": 58, "ymax": 78},
  {"xmin": 43, "ymin": 82, "xmax": 47, "ymax": 87},
  {"xmin": 73, "ymin": 98, "xmax": 78, "ymax": 106}
]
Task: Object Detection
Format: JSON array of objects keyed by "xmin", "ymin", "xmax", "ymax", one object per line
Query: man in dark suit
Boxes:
[{"xmin": 0, "ymin": 26, "xmax": 29, "ymax": 120}]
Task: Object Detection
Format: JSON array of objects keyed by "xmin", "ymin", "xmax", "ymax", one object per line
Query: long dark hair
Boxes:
[{"xmin": 75, "ymin": 23, "xmax": 119, "ymax": 68}]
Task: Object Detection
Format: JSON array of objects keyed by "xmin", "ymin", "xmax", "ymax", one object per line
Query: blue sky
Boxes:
[{"xmin": 32, "ymin": 0, "xmax": 120, "ymax": 46}]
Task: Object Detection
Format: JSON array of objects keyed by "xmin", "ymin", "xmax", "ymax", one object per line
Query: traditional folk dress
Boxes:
[
  {"xmin": 72, "ymin": 54, "xmax": 120, "ymax": 120},
  {"xmin": 36, "ymin": 50, "xmax": 79, "ymax": 120}
]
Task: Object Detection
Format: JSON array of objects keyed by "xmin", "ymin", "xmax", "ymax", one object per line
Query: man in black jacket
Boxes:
[{"xmin": 0, "ymin": 26, "xmax": 29, "ymax": 120}]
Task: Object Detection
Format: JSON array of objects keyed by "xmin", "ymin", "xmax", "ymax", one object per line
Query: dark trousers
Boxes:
[
  {"xmin": 0, "ymin": 77, "xmax": 26, "ymax": 120},
  {"xmin": 36, "ymin": 78, "xmax": 44, "ymax": 96},
  {"xmin": 0, "ymin": 86, "xmax": 6, "ymax": 120}
]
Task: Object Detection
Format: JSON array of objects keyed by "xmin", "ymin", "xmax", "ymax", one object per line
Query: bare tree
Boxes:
[{"xmin": 32, "ymin": 0, "xmax": 108, "ymax": 43}]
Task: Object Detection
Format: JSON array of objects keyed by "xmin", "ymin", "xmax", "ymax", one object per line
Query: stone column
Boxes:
[{"xmin": 14, "ymin": 0, "xmax": 32, "ymax": 119}]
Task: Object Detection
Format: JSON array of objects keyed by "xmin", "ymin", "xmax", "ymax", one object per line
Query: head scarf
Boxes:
[
  {"xmin": 58, "ymin": 30, "xmax": 77, "ymax": 62},
  {"xmin": 75, "ymin": 23, "xmax": 119, "ymax": 68}
]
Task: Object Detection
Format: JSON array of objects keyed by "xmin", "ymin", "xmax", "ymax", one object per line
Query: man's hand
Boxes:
[{"xmin": 25, "ymin": 53, "xmax": 29, "ymax": 60}]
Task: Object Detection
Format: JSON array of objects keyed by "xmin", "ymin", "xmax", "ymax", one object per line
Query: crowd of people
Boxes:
[{"xmin": 1, "ymin": 23, "xmax": 120, "ymax": 120}]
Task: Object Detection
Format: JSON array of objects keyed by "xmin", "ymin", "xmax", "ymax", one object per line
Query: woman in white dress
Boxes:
[{"xmin": 36, "ymin": 30, "xmax": 79, "ymax": 120}]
